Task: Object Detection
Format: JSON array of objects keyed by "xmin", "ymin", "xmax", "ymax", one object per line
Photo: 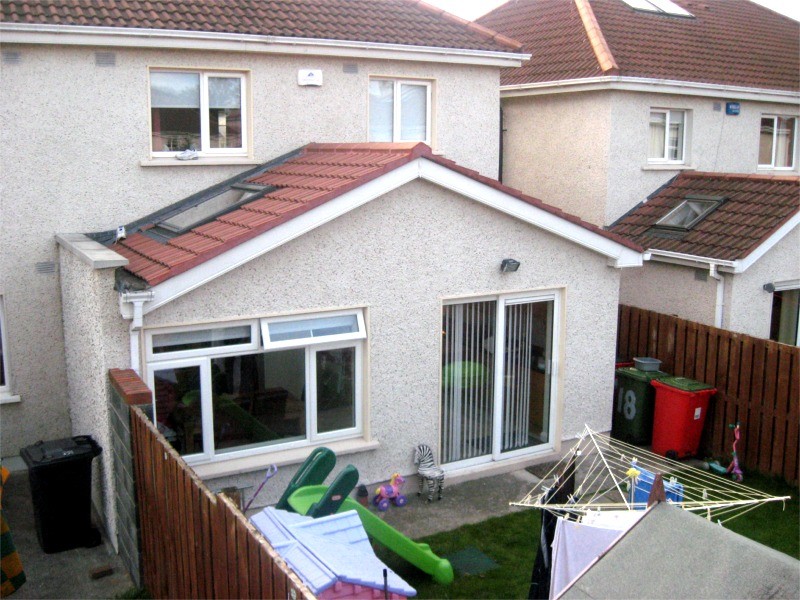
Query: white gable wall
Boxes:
[{"xmin": 142, "ymin": 180, "xmax": 622, "ymax": 501}]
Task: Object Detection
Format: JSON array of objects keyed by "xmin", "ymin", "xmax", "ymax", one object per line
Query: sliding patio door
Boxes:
[{"xmin": 440, "ymin": 293, "xmax": 557, "ymax": 466}]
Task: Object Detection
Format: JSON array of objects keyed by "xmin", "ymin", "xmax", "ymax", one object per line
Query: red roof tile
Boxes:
[
  {"xmin": 609, "ymin": 172, "xmax": 800, "ymax": 261},
  {"xmin": 1, "ymin": 0, "xmax": 522, "ymax": 53},
  {"xmin": 479, "ymin": 0, "xmax": 799, "ymax": 91},
  {"xmin": 111, "ymin": 141, "xmax": 639, "ymax": 285}
]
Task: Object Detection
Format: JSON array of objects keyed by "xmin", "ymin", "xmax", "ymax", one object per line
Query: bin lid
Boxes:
[
  {"xmin": 20, "ymin": 436, "xmax": 101, "ymax": 466},
  {"xmin": 615, "ymin": 367, "xmax": 670, "ymax": 382},
  {"xmin": 657, "ymin": 376, "xmax": 715, "ymax": 392}
]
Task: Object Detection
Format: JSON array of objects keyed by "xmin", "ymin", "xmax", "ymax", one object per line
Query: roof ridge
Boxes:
[
  {"xmin": 406, "ymin": 0, "xmax": 523, "ymax": 51},
  {"xmin": 682, "ymin": 171, "xmax": 800, "ymax": 183},
  {"xmin": 574, "ymin": 0, "xmax": 619, "ymax": 75}
]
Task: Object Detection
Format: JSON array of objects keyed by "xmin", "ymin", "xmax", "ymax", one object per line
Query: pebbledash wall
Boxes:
[
  {"xmin": 500, "ymin": 89, "xmax": 800, "ymax": 227},
  {"xmin": 0, "ymin": 42, "xmax": 502, "ymax": 458},
  {"xmin": 619, "ymin": 226, "xmax": 800, "ymax": 339},
  {"xmin": 138, "ymin": 180, "xmax": 623, "ymax": 504}
]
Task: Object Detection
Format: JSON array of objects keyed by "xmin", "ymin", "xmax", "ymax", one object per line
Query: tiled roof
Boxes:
[
  {"xmin": 109, "ymin": 142, "xmax": 640, "ymax": 286},
  {"xmin": 0, "ymin": 0, "xmax": 521, "ymax": 53},
  {"xmin": 478, "ymin": 0, "xmax": 800, "ymax": 91},
  {"xmin": 609, "ymin": 172, "xmax": 800, "ymax": 261}
]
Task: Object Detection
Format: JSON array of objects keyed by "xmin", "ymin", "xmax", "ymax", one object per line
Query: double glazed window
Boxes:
[
  {"xmin": 146, "ymin": 310, "xmax": 364, "ymax": 462},
  {"xmin": 150, "ymin": 70, "xmax": 247, "ymax": 156},
  {"xmin": 770, "ymin": 288, "xmax": 800, "ymax": 346},
  {"xmin": 369, "ymin": 78, "xmax": 431, "ymax": 143},
  {"xmin": 759, "ymin": 116, "xmax": 797, "ymax": 169},
  {"xmin": 649, "ymin": 109, "xmax": 686, "ymax": 163}
]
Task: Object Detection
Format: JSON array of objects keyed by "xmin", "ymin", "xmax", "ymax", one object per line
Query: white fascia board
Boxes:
[
  {"xmin": 646, "ymin": 249, "xmax": 737, "ymax": 271},
  {"xmin": 141, "ymin": 160, "xmax": 420, "ymax": 315},
  {"xmin": 418, "ymin": 160, "xmax": 643, "ymax": 268},
  {"xmin": 0, "ymin": 24, "xmax": 527, "ymax": 67},
  {"xmin": 500, "ymin": 76, "xmax": 800, "ymax": 104},
  {"xmin": 734, "ymin": 212, "xmax": 800, "ymax": 273}
]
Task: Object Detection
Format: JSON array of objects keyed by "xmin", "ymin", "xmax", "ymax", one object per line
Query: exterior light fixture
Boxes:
[
  {"xmin": 763, "ymin": 283, "xmax": 775, "ymax": 293},
  {"xmin": 500, "ymin": 258, "xmax": 520, "ymax": 273}
]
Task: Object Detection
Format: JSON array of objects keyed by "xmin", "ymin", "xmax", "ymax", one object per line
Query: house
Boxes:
[
  {"xmin": 0, "ymin": 0, "xmax": 528, "ymax": 512},
  {"xmin": 609, "ymin": 172, "xmax": 799, "ymax": 341},
  {"xmin": 57, "ymin": 139, "xmax": 642, "ymax": 546},
  {"xmin": 478, "ymin": 0, "xmax": 800, "ymax": 340}
]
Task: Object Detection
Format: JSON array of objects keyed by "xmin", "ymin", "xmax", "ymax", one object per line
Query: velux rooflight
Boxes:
[
  {"xmin": 655, "ymin": 195, "xmax": 724, "ymax": 230},
  {"xmin": 621, "ymin": 0, "xmax": 694, "ymax": 17}
]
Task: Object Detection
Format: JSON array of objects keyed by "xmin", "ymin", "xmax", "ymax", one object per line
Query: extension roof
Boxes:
[
  {"xmin": 478, "ymin": 0, "xmax": 799, "ymax": 91},
  {"xmin": 0, "ymin": 0, "xmax": 521, "ymax": 53},
  {"xmin": 103, "ymin": 142, "xmax": 641, "ymax": 287},
  {"xmin": 609, "ymin": 171, "xmax": 800, "ymax": 263}
]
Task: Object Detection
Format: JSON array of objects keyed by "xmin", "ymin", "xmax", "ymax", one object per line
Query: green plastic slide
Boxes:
[
  {"xmin": 288, "ymin": 485, "xmax": 454, "ymax": 585},
  {"xmin": 275, "ymin": 447, "xmax": 336, "ymax": 510}
]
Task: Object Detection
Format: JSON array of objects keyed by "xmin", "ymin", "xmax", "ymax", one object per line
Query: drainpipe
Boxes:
[
  {"xmin": 119, "ymin": 290, "xmax": 154, "ymax": 375},
  {"xmin": 709, "ymin": 264, "xmax": 725, "ymax": 328}
]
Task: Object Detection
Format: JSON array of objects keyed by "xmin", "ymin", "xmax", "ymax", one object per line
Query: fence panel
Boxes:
[
  {"xmin": 129, "ymin": 406, "xmax": 312, "ymax": 599},
  {"xmin": 617, "ymin": 305, "xmax": 799, "ymax": 484}
]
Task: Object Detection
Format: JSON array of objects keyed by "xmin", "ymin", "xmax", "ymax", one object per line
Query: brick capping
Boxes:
[{"xmin": 109, "ymin": 368, "xmax": 152, "ymax": 406}]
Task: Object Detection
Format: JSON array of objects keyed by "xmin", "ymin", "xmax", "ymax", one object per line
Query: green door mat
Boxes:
[{"xmin": 444, "ymin": 546, "xmax": 498, "ymax": 576}]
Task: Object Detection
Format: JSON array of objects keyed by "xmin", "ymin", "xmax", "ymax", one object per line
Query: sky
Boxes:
[{"xmin": 424, "ymin": 0, "xmax": 800, "ymax": 22}]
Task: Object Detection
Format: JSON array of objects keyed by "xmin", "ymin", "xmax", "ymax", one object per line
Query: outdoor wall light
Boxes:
[
  {"xmin": 763, "ymin": 283, "xmax": 775, "ymax": 293},
  {"xmin": 500, "ymin": 258, "xmax": 521, "ymax": 273}
]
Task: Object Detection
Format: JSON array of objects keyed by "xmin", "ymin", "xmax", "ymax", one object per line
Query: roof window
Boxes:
[
  {"xmin": 621, "ymin": 0, "xmax": 694, "ymax": 17},
  {"xmin": 655, "ymin": 195, "xmax": 724, "ymax": 230}
]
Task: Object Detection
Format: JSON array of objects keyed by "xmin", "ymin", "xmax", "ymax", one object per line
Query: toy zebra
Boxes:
[{"xmin": 413, "ymin": 443, "xmax": 445, "ymax": 502}]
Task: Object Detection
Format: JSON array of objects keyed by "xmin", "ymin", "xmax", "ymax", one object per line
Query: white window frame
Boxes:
[
  {"xmin": 145, "ymin": 310, "xmax": 365, "ymax": 464},
  {"xmin": 369, "ymin": 78, "xmax": 432, "ymax": 144},
  {"xmin": 771, "ymin": 281, "xmax": 800, "ymax": 346},
  {"xmin": 758, "ymin": 115, "xmax": 797, "ymax": 170},
  {"xmin": 149, "ymin": 69, "xmax": 249, "ymax": 158},
  {"xmin": 0, "ymin": 296, "xmax": 11, "ymax": 396},
  {"xmin": 648, "ymin": 108, "xmax": 687, "ymax": 164}
]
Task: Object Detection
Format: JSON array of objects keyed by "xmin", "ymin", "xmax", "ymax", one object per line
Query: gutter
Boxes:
[
  {"xmin": 119, "ymin": 290, "xmax": 154, "ymax": 375},
  {"xmin": 500, "ymin": 76, "xmax": 800, "ymax": 104},
  {"xmin": 0, "ymin": 23, "xmax": 529, "ymax": 67}
]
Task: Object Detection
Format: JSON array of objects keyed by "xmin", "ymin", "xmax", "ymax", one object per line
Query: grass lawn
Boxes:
[{"xmin": 381, "ymin": 473, "xmax": 797, "ymax": 599}]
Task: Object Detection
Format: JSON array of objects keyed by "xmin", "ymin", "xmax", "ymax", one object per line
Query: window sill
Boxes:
[
  {"xmin": 140, "ymin": 157, "xmax": 262, "ymax": 168},
  {"xmin": 191, "ymin": 437, "xmax": 380, "ymax": 479},
  {"xmin": 641, "ymin": 163, "xmax": 695, "ymax": 171},
  {"xmin": 0, "ymin": 393, "xmax": 21, "ymax": 405},
  {"xmin": 756, "ymin": 167, "xmax": 797, "ymax": 173}
]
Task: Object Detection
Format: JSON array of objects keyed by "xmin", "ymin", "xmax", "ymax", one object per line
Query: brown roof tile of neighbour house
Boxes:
[
  {"xmin": 478, "ymin": 0, "xmax": 800, "ymax": 91},
  {"xmin": 0, "ymin": 0, "xmax": 522, "ymax": 53},
  {"xmin": 609, "ymin": 172, "xmax": 800, "ymax": 261},
  {"xmin": 109, "ymin": 142, "xmax": 640, "ymax": 286}
]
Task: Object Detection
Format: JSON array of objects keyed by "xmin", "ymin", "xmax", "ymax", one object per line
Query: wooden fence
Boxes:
[
  {"xmin": 617, "ymin": 305, "xmax": 799, "ymax": 485},
  {"xmin": 130, "ymin": 405, "xmax": 313, "ymax": 599}
]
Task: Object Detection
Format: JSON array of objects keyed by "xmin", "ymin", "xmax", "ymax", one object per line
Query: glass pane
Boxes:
[
  {"xmin": 775, "ymin": 117, "xmax": 796, "ymax": 168},
  {"xmin": 153, "ymin": 325, "xmax": 251, "ymax": 354},
  {"xmin": 501, "ymin": 301, "xmax": 553, "ymax": 452},
  {"xmin": 759, "ymin": 117, "xmax": 775, "ymax": 165},
  {"xmin": 268, "ymin": 314, "xmax": 360, "ymax": 343},
  {"xmin": 160, "ymin": 188, "xmax": 258, "ymax": 233},
  {"xmin": 0, "ymin": 307, "xmax": 5, "ymax": 388},
  {"xmin": 771, "ymin": 290, "xmax": 800, "ymax": 345},
  {"xmin": 153, "ymin": 366, "xmax": 203, "ymax": 456},
  {"xmin": 316, "ymin": 347, "xmax": 356, "ymax": 433},
  {"xmin": 151, "ymin": 72, "xmax": 201, "ymax": 152},
  {"xmin": 667, "ymin": 111, "xmax": 684, "ymax": 161},
  {"xmin": 648, "ymin": 111, "xmax": 666, "ymax": 159},
  {"xmin": 212, "ymin": 350, "xmax": 306, "ymax": 453},
  {"xmin": 151, "ymin": 72, "xmax": 200, "ymax": 108},
  {"xmin": 399, "ymin": 84, "xmax": 427, "ymax": 141},
  {"xmin": 440, "ymin": 301, "xmax": 496, "ymax": 463},
  {"xmin": 369, "ymin": 80, "xmax": 394, "ymax": 142},
  {"xmin": 208, "ymin": 77, "xmax": 243, "ymax": 149}
]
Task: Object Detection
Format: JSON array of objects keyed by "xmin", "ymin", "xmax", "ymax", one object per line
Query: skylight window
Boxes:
[
  {"xmin": 621, "ymin": 0, "xmax": 694, "ymax": 17},
  {"xmin": 157, "ymin": 184, "xmax": 266, "ymax": 234},
  {"xmin": 656, "ymin": 196, "xmax": 723, "ymax": 230}
]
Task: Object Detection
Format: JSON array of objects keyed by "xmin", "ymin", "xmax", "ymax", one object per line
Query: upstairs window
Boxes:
[
  {"xmin": 759, "ymin": 116, "xmax": 797, "ymax": 169},
  {"xmin": 150, "ymin": 70, "xmax": 247, "ymax": 156},
  {"xmin": 369, "ymin": 78, "xmax": 431, "ymax": 144},
  {"xmin": 649, "ymin": 109, "xmax": 686, "ymax": 163},
  {"xmin": 655, "ymin": 196, "xmax": 723, "ymax": 230}
]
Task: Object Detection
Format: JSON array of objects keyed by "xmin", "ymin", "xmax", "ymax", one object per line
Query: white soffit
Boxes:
[
  {"xmin": 0, "ymin": 24, "xmax": 528, "ymax": 68},
  {"xmin": 141, "ymin": 157, "xmax": 642, "ymax": 315}
]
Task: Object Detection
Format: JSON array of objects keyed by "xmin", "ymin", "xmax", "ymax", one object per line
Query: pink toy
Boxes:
[{"xmin": 373, "ymin": 473, "xmax": 408, "ymax": 511}]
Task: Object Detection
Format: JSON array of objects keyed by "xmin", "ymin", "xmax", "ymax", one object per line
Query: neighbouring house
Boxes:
[
  {"xmin": 0, "ymin": 0, "xmax": 529, "ymax": 545},
  {"xmin": 609, "ymin": 172, "xmax": 800, "ymax": 341},
  {"xmin": 57, "ymin": 141, "xmax": 642, "ymax": 544},
  {"xmin": 478, "ymin": 0, "xmax": 800, "ymax": 226}
]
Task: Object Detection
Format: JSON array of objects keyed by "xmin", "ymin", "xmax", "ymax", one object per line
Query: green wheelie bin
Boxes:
[{"xmin": 612, "ymin": 367, "xmax": 670, "ymax": 445}]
